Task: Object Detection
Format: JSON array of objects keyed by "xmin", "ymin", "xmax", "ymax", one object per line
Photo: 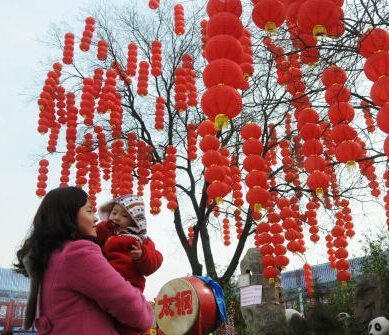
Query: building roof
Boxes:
[
  {"xmin": 0, "ymin": 267, "xmax": 30, "ymax": 294},
  {"xmin": 281, "ymin": 256, "xmax": 364, "ymax": 291}
]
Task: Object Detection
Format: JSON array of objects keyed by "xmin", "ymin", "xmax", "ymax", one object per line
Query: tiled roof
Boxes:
[
  {"xmin": 281, "ymin": 257, "xmax": 364, "ymax": 290},
  {"xmin": 0, "ymin": 267, "xmax": 30, "ymax": 293}
]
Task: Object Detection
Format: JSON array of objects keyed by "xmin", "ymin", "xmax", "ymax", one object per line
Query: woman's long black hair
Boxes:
[{"xmin": 14, "ymin": 186, "xmax": 90, "ymax": 278}]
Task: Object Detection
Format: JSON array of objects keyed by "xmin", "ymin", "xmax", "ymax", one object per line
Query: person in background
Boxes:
[{"xmin": 14, "ymin": 186, "xmax": 154, "ymax": 335}]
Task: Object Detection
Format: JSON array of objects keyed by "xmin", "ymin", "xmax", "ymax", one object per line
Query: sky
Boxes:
[{"xmin": 0, "ymin": 0, "xmax": 387, "ymax": 301}]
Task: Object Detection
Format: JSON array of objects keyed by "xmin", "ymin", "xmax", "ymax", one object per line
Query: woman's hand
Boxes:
[{"xmin": 130, "ymin": 242, "xmax": 143, "ymax": 260}]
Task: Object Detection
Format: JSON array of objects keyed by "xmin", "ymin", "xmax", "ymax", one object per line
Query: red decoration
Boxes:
[
  {"xmin": 174, "ymin": 4, "xmax": 185, "ymax": 35},
  {"xmin": 80, "ymin": 17, "xmax": 95, "ymax": 52},
  {"xmin": 62, "ymin": 32, "xmax": 75, "ymax": 65}
]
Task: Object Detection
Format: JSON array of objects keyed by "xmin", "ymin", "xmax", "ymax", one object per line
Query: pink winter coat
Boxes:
[{"xmin": 36, "ymin": 240, "xmax": 154, "ymax": 335}]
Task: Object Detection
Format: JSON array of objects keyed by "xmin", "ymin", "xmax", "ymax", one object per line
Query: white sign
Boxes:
[{"xmin": 240, "ymin": 285, "xmax": 262, "ymax": 307}]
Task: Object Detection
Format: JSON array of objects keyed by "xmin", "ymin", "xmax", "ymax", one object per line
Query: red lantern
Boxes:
[
  {"xmin": 174, "ymin": 4, "xmax": 185, "ymax": 35},
  {"xmin": 203, "ymin": 59, "xmax": 243, "ymax": 89},
  {"xmin": 328, "ymin": 103, "xmax": 355, "ymax": 124},
  {"xmin": 364, "ymin": 51, "xmax": 389, "ymax": 82},
  {"xmin": 358, "ymin": 28, "xmax": 389, "ymax": 58},
  {"xmin": 80, "ymin": 17, "xmax": 95, "ymax": 52},
  {"xmin": 62, "ymin": 32, "xmax": 75, "ymax": 65},
  {"xmin": 149, "ymin": 0, "xmax": 160, "ymax": 9},
  {"xmin": 201, "ymin": 85, "xmax": 242, "ymax": 130},
  {"xmin": 97, "ymin": 40, "xmax": 108, "ymax": 61},
  {"xmin": 377, "ymin": 104, "xmax": 389, "ymax": 134},
  {"xmin": 370, "ymin": 76, "xmax": 389, "ymax": 107},
  {"xmin": 207, "ymin": 12, "xmax": 243, "ymax": 38},
  {"xmin": 252, "ymin": 0, "xmax": 286, "ymax": 33},
  {"xmin": 204, "ymin": 35, "xmax": 243, "ymax": 64},
  {"xmin": 151, "ymin": 40, "xmax": 163, "ymax": 77},
  {"xmin": 297, "ymin": 0, "xmax": 339, "ymax": 37},
  {"xmin": 325, "ymin": 84, "xmax": 351, "ymax": 104},
  {"xmin": 206, "ymin": 0, "xmax": 242, "ymax": 18},
  {"xmin": 322, "ymin": 65, "xmax": 347, "ymax": 88},
  {"xmin": 307, "ymin": 171, "xmax": 330, "ymax": 195}
]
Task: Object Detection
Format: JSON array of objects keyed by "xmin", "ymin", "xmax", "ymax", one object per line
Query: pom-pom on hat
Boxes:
[{"xmin": 98, "ymin": 194, "xmax": 147, "ymax": 234}]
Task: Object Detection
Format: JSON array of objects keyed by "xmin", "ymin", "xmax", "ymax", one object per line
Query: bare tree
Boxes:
[{"xmin": 39, "ymin": 0, "xmax": 389, "ymax": 284}]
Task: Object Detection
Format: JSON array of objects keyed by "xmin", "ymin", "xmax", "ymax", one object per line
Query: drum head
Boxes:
[{"xmin": 155, "ymin": 278, "xmax": 199, "ymax": 335}]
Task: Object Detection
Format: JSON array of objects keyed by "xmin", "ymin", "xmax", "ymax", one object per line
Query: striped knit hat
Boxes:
[{"xmin": 98, "ymin": 194, "xmax": 147, "ymax": 234}]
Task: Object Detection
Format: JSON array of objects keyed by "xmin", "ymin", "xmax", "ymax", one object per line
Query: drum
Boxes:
[{"xmin": 155, "ymin": 276, "xmax": 218, "ymax": 335}]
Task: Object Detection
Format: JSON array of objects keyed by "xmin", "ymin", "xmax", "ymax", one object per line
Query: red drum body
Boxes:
[{"xmin": 155, "ymin": 277, "xmax": 218, "ymax": 335}]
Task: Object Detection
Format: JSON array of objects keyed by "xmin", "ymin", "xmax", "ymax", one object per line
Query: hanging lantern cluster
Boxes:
[
  {"xmin": 80, "ymin": 77, "xmax": 95, "ymax": 126},
  {"xmin": 155, "ymin": 97, "xmax": 165, "ymax": 130},
  {"xmin": 230, "ymin": 159, "xmax": 244, "ymax": 208},
  {"xmin": 137, "ymin": 61, "xmax": 149, "ymax": 96},
  {"xmin": 92, "ymin": 68, "xmax": 104, "ymax": 100},
  {"xmin": 265, "ymin": 124, "xmax": 278, "ymax": 167},
  {"xmin": 88, "ymin": 148, "xmax": 101, "ymax": 212},
  {"xmin": 37, "ymin": 70, "xmax": 60, "ymax": 134},
  {"xmin": 126, "ymin": 43, "xmax": 138, "ymax": 78},
  {"xmin": 111, "ymin": 91, "xmax": 123, "ymax": 138},
  {"xmin": 201, "ymin": 0, "xmax": 244, "ymax": 130},
  {"xmin": 110, "ymin": 140, "xmax": 124, "ymax": 197},
  {"xmin": 200, "ymin": 20, "xmax": 208, "ymax": 55},
  {"xmin": 95, "ymin": 126, "xmax": 110, "ymax": 182},
  {"xmin": 272, "ymin": 217, "xmax": 290, "ymax": 269},
  {"xmin": 297, "ymin": 106, "xmax": 329, "ymax": 196},
  {"xmin": 187, "ymin": 123, "xmax": 197, "ymax": 161},
  {"xmin": 163, "ymin": 146, "xmax": 178, "ymax": 211},
  {"xmin": 65, "ymin": 92, "xmax": 77, "ymax": 161},
  {"xmin": 187, "ymin": 226, "xmax": 194, "ymax": 246},
  {"xmin": 331, "ymin": 208, "xmax": 351, "ymax": 285},
  {"xmin": 174, "ymin": 4, "xmax": 185, "ymax": 35},
  {"xmin": 80, "ymin": 17, "xmax": 95, "ymax": 52},
  {"xmin": 358, "ymin": 28, "xmax": 389, "ymax": 157},
  {"xmin": 269, "ymin": 210, "xmax": 290, "ymax": 269},
  {"xmin": 383, "ymin": 170, "xmax": 389, "ymax": 227},
  {"xmin": 240, "ymin": 28, "xmax": 254, "ymax": 87},
  {"xmin": 182, "ymin": 54, "xmax": 198, "ymax": 107},
  {"xmin": 136, "ymin": 141, "xmax": 152, "ymax": 196},
  {"xmin": 124, "ymin": 132, "xmax": 137, "ymax": 191},
  {"xmin": 255, "ymin": 217, "xmax": 279, "ymax": 283},
  {"xmin": 174, "ymin": 67, "xmax": 187, "ymax": 112},
  {"xmin": 75, "ymin": 139, "xmax": 89, "ymax": 188},
  {"xmin": 150, "ymin": 163, "xmax": 164, "ymax": 215},
  {"xmin": 97, "ymin": 40, "xmax": 108, "ymax": 61},
  {"xmin": 222, "ymin": 217, "xmax": 231, "ymax": 246},
  {"xmin": 62, "ymin": 32, "xmax": 75, "ymax": 65},
  {"xmin": 241, "ymin": 123, "xmax": 270, "ymax": 215},
  {"xmin": 47, "ymin": 123, "xmax": 60, "ymax": 153},
  {"xmin": 360, "ymin": 101, "xmax": 375, "ymax": 133},
  {"xmin": 322, "ymin": 65, "xmax": 363, "ymax": 168},
  {"xmin": 234, "ymin": 208, "xmax": 243, "ymax": 239},
  {"xmin": 251, "ymin": 0, "xmax": 286, "ymax": 34},
  {"xmin": 149, "ymin": 0, "xmax": 160, "ymax": 10},
  {"xmin": 56, "ymin": 84, "xmax": 66, "ymax": 125},
  {"xmin": 199, "ymin": 120, "xmax": 230, "ymax": 203},
  {"xmin": 97, "ymin": 69, "xmax": 116, "ymax": 114},
  {"xmin": 303, "ymin": 263, "xmax": 314, "ymax": 296},
  {"xmin": 151, "ymin": 41, "xmax": 162, "ymax": 77},
  {"xmin": 277, "ymin": 197, "xmax": 303, "ymax": 254},
  {"xmin": 36, "ymin": 159, "xmax": 49, "ymax": 197}
]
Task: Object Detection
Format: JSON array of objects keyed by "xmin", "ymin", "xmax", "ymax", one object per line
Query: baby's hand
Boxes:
[{"xmin": 130, "ymin": 242, "xmax": 143, "ymax": 260}]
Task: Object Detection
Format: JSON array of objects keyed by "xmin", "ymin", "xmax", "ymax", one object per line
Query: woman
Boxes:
[{"xmin": 14, "ymin": 186, "xmax": 154, "ymax": 335}]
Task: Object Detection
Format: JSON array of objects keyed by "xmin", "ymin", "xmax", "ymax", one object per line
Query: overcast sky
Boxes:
[{"xmin": 0, "ymin": 0, "xmax": 386, "ymax": 300}]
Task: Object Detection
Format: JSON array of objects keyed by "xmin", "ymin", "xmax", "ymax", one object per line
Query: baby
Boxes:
[{"xmin": 97, "ymin": 194, "xmax": 162, "ymax": 334}]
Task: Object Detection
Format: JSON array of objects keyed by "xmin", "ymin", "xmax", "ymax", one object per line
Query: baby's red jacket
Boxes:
[{"xmin": 96, "ymin": 220, "xmax": 163, "ymax": 292}]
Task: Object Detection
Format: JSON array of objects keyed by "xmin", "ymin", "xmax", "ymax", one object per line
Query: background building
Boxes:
[{"xmin": 0, "ymin": 267, "xmax": 35, "ymax": 334}]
